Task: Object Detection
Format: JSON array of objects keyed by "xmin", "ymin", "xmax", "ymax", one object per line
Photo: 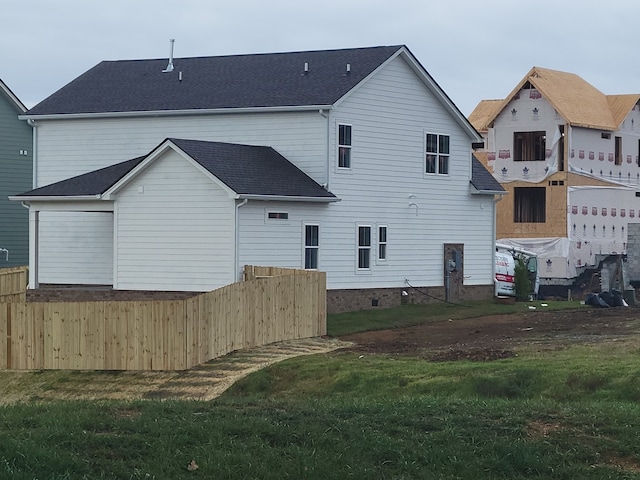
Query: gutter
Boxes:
[
  {"xmin": 19, "ymin": 104, "xmax": 335, "ymax": 121},
  {"xmin": 8, "ymin": 194, "xmax": 102, "ymax": 203},
  {"xmin": 238, "ymin": 194, "xmax": 340, "ymax": 203}
]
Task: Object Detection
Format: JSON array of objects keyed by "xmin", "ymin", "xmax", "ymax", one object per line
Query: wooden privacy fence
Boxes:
[
  {"xmin": 0, "ymin": 266, "xmax": 28, "ymax": 303},
  {"xmin": 0, "ymin": 266, "xmax": 326, "ymax": 371}
]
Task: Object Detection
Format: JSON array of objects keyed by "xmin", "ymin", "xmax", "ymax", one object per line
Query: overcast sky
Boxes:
[{"xmin": 2, "ymin": 0, "xmax": 638, "ymax": 116}]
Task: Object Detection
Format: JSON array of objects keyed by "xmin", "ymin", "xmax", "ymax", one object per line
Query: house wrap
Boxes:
[{"xmin": 470, "ymin": 66, "xmax": 640, "ymax": 283}]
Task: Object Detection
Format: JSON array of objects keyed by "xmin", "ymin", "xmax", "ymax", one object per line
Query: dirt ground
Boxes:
[{"xmin": 341, "ymin": 306, "xmax": 640, "ymax": 361}]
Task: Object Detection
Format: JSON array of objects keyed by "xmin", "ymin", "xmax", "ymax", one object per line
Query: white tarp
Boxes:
[{"xmin": 499, "ymin": 185, "xmax": 635, "ymax": 279}]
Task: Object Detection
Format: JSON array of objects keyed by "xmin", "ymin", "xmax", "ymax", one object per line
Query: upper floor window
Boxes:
[
  {"xmin": 425, "ymin": 133, "xmax": 449, "ymax": 174},
  {"xmin": 514, "ymin": 131, "xmax": 545, "ymax": 161},
  {"xmin": 338, "ymin": 124, "xmax": 352, "ymax": 169}
]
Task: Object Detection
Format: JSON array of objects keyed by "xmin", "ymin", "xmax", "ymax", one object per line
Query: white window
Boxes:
[
  {"xmin": 265, "ymin": 211, "xmax": 289, "ymax": 222},
  {"xmin": 338, "ymin": 124, "xmax": 352, "ymax": 169},
  {"xmin": 357, "ymin": 225, "xmax": 371, "ymax": 270},
  {"xmin": 304, "ymin": 224, "xmax": 319, "ymax": 269},
  {"xmin": 377, "ymin": 225, "xmax": 387, "ymax": 262},
  {"xmin": 425, "ymin": 133, "xmax": 449, "ymax": 175}
]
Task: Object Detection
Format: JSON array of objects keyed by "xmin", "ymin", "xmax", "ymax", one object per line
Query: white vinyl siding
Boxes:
[
  {"xmin": 114, "ymin": 150, "xmax": 235, "ymax": 291},
  {"xmin": 31, "ymin": 52, "xmax": 495, "ymax": 293},
  {"xmin": 34, "ymin": 111, "xmax": 327, "ymax": 187},
  {"xmin": 38, "ymin": 211, "xmax": 114, "ymax": 285},
  {"xmin": 320, "ymin": 54, "xmax": 494, "ymax": 289},
  {"xmin": 237, "ymin": 202, "xmax": 328, "ymax": 271}
]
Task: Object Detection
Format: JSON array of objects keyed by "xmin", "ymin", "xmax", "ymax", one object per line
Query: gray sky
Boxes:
[{"xmin": 2, "ymin": 0, "xmax": 639, "ymax": 116}]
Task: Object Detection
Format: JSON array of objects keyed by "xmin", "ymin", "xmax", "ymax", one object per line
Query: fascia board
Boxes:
[
  {"xmin": 239, "ymin": 194, "xmax": 340, "ymax": 203},
  {"xmin": 19, "ymin": 104, "xmax": 333, "ymax": 121}
]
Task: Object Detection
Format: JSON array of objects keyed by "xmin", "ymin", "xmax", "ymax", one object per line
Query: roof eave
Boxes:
[
  {"xmin": 9, "ymin": 194, "xmax": 102, "ymax": 202},
  {"xmin": 20, "ymin": 104, "xmax": 334, "ymax": 121},
  {"xmin": 239, "ymin": 194, "xmax": 340, "ymax": 203},
  {"xmin": 470, "ymin": 189, "xmax": 507, "ymax": 196}
]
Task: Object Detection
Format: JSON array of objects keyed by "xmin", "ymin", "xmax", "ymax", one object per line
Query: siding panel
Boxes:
[{"xmin": 114, "ymin": 150, "xmax": 235, "ymax": 291}]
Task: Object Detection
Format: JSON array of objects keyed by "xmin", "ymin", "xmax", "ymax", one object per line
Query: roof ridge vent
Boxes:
[{"xmin": 163, "ymin": 39, "xmax": 175, "ymax": 73}]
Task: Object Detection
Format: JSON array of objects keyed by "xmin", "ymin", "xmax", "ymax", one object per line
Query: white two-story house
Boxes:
[{"xmin": 14, "ymin": 45, "xmax": 503, "ymax": 312}]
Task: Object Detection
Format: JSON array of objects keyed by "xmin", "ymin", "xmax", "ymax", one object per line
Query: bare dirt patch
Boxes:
[{"xmin": 340, "ymin": 306, "xmax": 640, "ymax": 360}]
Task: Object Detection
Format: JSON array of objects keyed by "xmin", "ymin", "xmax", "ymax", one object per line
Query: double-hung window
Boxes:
[
  {"xmin": 378, "ymin": 225, "xmax": 387, "ymax": 262},
  {"xmin": 304, "ymin": 224, "xmax": 319, "ymax": 269},
  {"xmin": 357, "ymin": 225, "xmax": 371, "ymax": 270},
  {"xmin": 338, "ymin": 124, "xmax": 352, "ymax": 169},
  {"xmin": 425, "ymin": 133, "xmax": 449, "ymax": 174}
]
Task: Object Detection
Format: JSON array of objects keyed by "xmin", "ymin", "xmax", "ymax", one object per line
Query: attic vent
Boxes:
[{"xmin": 163, "ymin": 38, "xmax": 175, "ymax": 73}]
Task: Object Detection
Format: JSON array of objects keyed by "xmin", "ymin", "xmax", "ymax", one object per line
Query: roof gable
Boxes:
[
  {"xmin": 165, "ymin": 139, "xmax": 336, "ymax": 199},
  {"xmin": 471, "ymin": 66, "xmax": 639, "ymax": 131},
  {"xmin": 607, "ymin": 94, "xmax": 640, "ymax": 126},
  {"xmin": 25, "ymin": 46, "xmax": 404, "ymax": 116}
]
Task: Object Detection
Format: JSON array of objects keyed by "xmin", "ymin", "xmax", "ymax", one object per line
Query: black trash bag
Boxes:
[
  {"xmin": 611, "ymin": 289, "xmax": 624, "ymax": 307},
  {"xmin": 585, "ymin": 293, "xmax": 610, "ymax": 308},
  {"xmin": 585, "ymin": 293, "xmax": 601, "ymax": 307},
  {"xmin": 599, "ymin": 291, "xmax": 616, "ymax": 307}
]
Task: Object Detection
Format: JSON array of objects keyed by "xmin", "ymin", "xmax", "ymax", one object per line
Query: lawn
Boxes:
[{"xmin": 0, "ymin": 301, "xmax": 639, "ymax": 479}]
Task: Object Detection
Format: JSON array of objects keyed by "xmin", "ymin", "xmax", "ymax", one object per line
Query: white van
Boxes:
[
  {"xmin": 495, "ymin": 244, "xmax": 540, "ymax": 298},
  {"xmin": 495, "ymin": 250, "xmax": 516, "ymax": 297}
]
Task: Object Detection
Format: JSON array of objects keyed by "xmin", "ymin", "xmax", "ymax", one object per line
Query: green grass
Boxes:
[
  {"xmin": 1, "ymin": 341, "xmax": 639, "ymax": 478},
  {"xmin": 327, "ymin": 299, "xmax": 585, "ymax": 336},
  {"xmin": 0, "ymin": 301, "xmax": 638, "ymax": 479}
]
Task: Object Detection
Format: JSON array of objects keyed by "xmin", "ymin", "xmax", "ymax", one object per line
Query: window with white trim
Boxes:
[
  {"xmin": 304, "ymin": 224, "xmax": 319, "ymax": 269},
  {"xmin": 357, "ymin": 225, "xmax": 371, "ymax": 269},
  {"xmin": 377, "ymin": 225, "xmax": 387, "ymax": 262},
  {"xmin": 338, "ymin": 124, "xmax": 352, "ymax": 169},
  {"xmin": 425, "ymin": 133, "xmax": 449, "ymax": 174},
  {"xmin": 266, "ymin": 211, "xmax": 289, "ymax": 221}
]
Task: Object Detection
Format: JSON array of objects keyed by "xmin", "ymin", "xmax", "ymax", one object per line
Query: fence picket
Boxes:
[{"xmin": 0, "ymin": 266, "xmax": 325, "ymax": 371}]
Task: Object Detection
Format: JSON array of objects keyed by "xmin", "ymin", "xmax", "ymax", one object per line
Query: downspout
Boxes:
[
  {"xmin": 27, "ymin": 119, "xmax": 37, "ymax": 188},
  {"xmin": 234, "ymin": 198, "xmax": 249, "ymax": 282},
  {"xmin": 319, "ymin": 109, "xmax": 330, "ymax": 190}
]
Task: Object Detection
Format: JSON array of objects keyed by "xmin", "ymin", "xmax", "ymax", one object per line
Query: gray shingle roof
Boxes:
[
  {"xmin": 15, "ymin": 139, "xmax": 336, "ymax": 201},
  {"xmin": 471, "ymin": 155, "xmax": 505, "ymax": 193},
  {"xmin": 169, "ymin": 139, "xmax": 335, "ymax": 199},
  {"xmin": 26, "ymin": 46, "xmax": 403, "ymax": 116},
  {"xmin": 15, "ymin": 156, "xmax": 145, "ymax": 197}
]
